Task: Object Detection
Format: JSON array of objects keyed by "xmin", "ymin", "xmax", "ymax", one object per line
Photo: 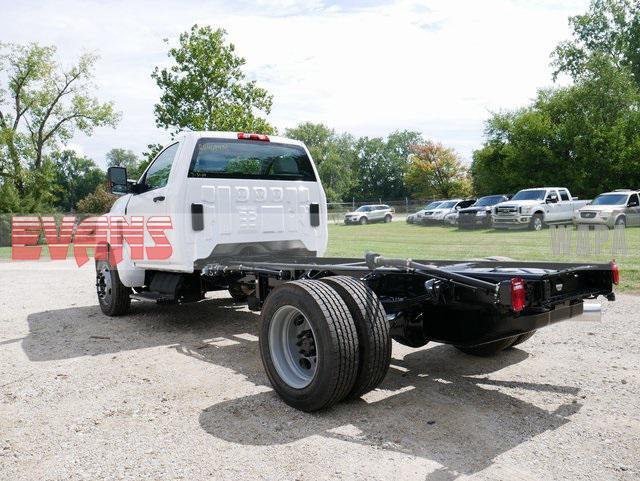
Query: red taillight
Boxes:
[
  {"xmin": 511, "ymin": 277, "xmax": 526, "ymax": 312},
  {"xmin": 237, "ymin": 132, "xmax": 270, "ymax": 141},
  {"xmin": 610, "ymin": 260, "xmax": 620, "ymax": 285}
]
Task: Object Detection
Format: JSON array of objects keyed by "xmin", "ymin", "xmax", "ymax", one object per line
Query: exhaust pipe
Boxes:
[{"xmin": 574, "ymin": 303, "xmax": 602, "ymax": 322}]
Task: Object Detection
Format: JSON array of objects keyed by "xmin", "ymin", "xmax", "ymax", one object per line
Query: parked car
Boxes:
[
  {"xmin": 420, "ymin": 199, "xmax": 476, "ymax": 225},
  {"xmin": 457, "ymin": 194, "xmax": 511, "ymax": 228},
  {"xmin": 406, "ymin": 200, "xmax": 443, "ymax": 224},
  {"xmin": 344, "ymin": 204, "xmax": 393, "ymax": 225},
  {"xmin": 492, "ymin": 188, "xmax": 590, "ymax": 231},
  {"xmin": 573, "ymin": 190, "xmax": 640, "ymax": 229}
]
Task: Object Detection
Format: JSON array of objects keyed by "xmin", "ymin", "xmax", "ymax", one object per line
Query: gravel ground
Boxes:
[{"xmin": 0, "ymin": 260, "xmax": 638, "ymax": 481}]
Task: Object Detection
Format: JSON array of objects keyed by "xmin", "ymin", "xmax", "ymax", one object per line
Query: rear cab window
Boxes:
[
  {"xmin": 559, "ymin": 189, "xmax": 570, "ymax": 201},
  {"xmin": 188, "ymin": 138, "xmax": 317, "ymax": 181}
]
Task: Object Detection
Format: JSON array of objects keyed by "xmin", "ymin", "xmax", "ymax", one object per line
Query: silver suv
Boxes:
[
  {"xmin": 574, "ymin": 190, "xmax": 640, "ymax": 228},
  {"xmin": 344, "ymin": 204, "xmax": 394, "ymax": 225}
]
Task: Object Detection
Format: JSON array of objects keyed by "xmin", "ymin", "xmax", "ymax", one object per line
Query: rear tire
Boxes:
[
  {"xmin": 455, "ymin": 336, "xmax": 518, "ymax": 356},
  {"xmin": 96, "ymin": 255, "xmax": 131, "ymax": 316},
  {"xmin": 320, "ymin": 276, "xmax": 391, "ymax": 399},
  {"xmin": 384, "ymin": 214, "xmax": 392, "ymax": 223},
  {"xmin": 259, "ymin": 280, "xmax": 359, "ymax": 411}
]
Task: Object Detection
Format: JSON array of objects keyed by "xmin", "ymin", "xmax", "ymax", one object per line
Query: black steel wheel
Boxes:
[
  {"xmin": 320, "ymin": 276, "xmax": 391, "ymax": 399},
  {"xmin": 96, "ymin": 255, "xmax": 131, "ymax": 316},
  {"xmin": 259, "ymin": 280, "xmax": 359, "ymax": 411}
]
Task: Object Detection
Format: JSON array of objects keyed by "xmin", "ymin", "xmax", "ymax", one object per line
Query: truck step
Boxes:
[{"xmin": 130, "ymin": 291, "xmax": 176, "ymax": 304}]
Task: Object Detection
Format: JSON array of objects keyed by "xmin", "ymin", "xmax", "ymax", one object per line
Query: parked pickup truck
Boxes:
[
  {"xmin": 100, "ymin": 133, "xmax": 617, "ymax": 412},
  {"xmin": 493, "ymin": 187, "xmax": 590, "ymax": 231}
]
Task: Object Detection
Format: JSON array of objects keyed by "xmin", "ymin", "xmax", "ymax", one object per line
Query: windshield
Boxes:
[
  {"xmin": 473, "ymin": 195, "xmax": 504, "ymax": 207},
  {"xmin": 591, "ymin": 194, "xmax": 628, "ymax": 206},
  {"xmin": 355, "ymin": 206, "xmax": 371, "ymax": 212},
  {"xmin": 511, "ymin": 189, "xmax": 546, "ymax": 201},
  {"xmin": 424, "ymin": 201, "xmax": 442, "ymax": 210},
  {"xmin": 188, "ymin": 139, "xmax": 316, "ymax": 181},
  {"xmin": 436, "ymin": 201, "xmax": 457, "ymax": 209}
]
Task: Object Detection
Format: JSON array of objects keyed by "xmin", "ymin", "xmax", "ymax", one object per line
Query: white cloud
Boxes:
[{"xmin": 0, "ymin": 0, "xmax": 590, "ymax": 166}]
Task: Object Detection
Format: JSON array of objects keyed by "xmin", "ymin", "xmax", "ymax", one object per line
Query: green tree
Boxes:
[
  {"xmin": 471, "ymin": 62, "xmax": 640, "ymax": 197},
  {"xmin": 106, "ymin": 147, "xmax": 149, "ymax": 179},
  {"xmin": 0, "ymin": 42, "xmax": 119, "ymax": 211},
  {"xmin": 285, "ymin": 122, "xmax": 357, "ymax": 201},
  {"xmin": 76, "ymin": 183, "xmax": 116, "ymax": 214},
  {"xmin": 405, "ymin": 141, "xmax": 471, "ymax": 198},
  {"xmin": 552, "ymin": 0, "xmax": 640, "ymax": 86},
  {"xmin": 152, "ymin": 25, "xmax": 274, "ymax": 136},
  {"xmin": 51, "ymin": 150, "xmax": 104, "ymax": 211},
  {"xmin": 351, "ymin": 130, "xmax": 423, "ymax": 200}
]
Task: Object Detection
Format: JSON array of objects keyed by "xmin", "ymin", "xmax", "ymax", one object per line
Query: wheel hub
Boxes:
[
  {"xmin": 268, "ymin": 305, "xmax": 318, "ymax": 389},
  {"xmin": 96, "ymin": 264, "xmax": 112, "ymax": 302}
]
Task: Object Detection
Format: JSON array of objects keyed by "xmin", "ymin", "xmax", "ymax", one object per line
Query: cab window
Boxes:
[
  {"xmin": 559, "ymin": 189, "xmax": 570, "ymax": 201},
  {"xmin": 629, "ymin": 194, "xmax": 640, "ymax": 207},
  {"xmin": 142, "ymin": 143, "xmax": 179, "ymax": 190}
]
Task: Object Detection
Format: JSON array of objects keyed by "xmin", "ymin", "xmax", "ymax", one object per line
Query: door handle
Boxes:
[{"xmin": 153, "ymin": 196, "xmax": 165, "ymax": 203}]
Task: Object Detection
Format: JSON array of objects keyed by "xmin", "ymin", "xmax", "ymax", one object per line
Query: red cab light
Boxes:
[
  {"xmin": 511, "ymin": 277, "xmax": 526, "ymax": 312},
  {"xmin": 610, "ymin": 260, "xmax": 620, "ymax": 285},
  {"xmin": 237, "ymin": 132, "xmax": 270, "ymax": 141}
]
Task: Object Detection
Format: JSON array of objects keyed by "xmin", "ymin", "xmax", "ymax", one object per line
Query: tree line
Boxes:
[
  {"xmin": 472, "ymin": 0, "xmax": 640, "ymax": 198},
  {"xmin": 1, "ymin": 0, "xmax": 638, "ymax": 214}
]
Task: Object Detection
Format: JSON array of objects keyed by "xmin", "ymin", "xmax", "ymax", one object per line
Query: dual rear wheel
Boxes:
[{"xmin": 259, "ymin": 277, "xmax": 391, "ymax": 411}]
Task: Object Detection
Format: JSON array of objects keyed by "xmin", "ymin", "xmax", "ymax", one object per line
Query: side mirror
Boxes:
[
  {"xmin": 455, "ymin": 205, "xmax": 461, "ymax": 211},
  {"xmin": 107, "ymin": 166, "xmax": 129, "ymax": 195}
]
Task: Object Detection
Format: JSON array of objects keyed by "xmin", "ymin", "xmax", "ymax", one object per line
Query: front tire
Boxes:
[
  {"xmin": 228, "ymin": 282, "xmax": 250, "ymax": 302},
  {"xmin": 320, "ymin": 276, "xmax": 391, "ymax": 399},
  {"xmin": 359, "ymin": 216, "xmax": 368, "ymax": 225},
  {"xmin": 529, "ymin": 214, "xmax": 544, "ymax": 231},
  {"xmin": 614, "ymin": 216, "xmax": 626, "ymax": 229},
  {"xmin": 384, "ymin": 214, "xmax": 392, "ymax": 223},
  {"xmin": 259, "ymin": 280, "xmax": 359, "ymax": 411},
  {"xmin": 96, "ymin": 256, "xmax": 131, "ymax": 316}
]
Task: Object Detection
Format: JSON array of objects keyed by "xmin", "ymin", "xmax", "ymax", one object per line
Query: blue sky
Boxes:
[{"xmin": 0, "ymin": 0, "xmax": 590, "ymax": 166}]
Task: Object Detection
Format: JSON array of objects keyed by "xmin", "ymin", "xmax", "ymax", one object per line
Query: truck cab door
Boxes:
[
  {"xmin": 627, "ymin": 193, "xmax": 640, "ymax": 226},
  {"xmin": 125, "ymin": 143, "xmax": 180, "ymax": 269},
  {"xmin": 545, "ymin": 190, "xmax": 561, "ymax": 221}
]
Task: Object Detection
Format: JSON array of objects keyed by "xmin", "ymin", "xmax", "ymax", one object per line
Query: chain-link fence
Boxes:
[{"xmin": 327, "ymin": 198, "xmax": 438, "ymax": 224}]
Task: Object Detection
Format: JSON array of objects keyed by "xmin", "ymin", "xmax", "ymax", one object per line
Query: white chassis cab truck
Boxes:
[
  {"xmin": 492, "ymin": 187, "xmax": 590, "ymax": 231},
  {"xmin": 98, "ymin": 132, "xmax": 617, "ymax": 412}
]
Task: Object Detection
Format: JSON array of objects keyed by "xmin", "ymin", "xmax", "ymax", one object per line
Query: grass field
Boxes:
[
  {"xmin": 1, "ymin": 221, "xmax": 638, "ymax": 290},
  {"xmin": 326, "ymin": 222, "xmax": 640, "ymax": 291}
]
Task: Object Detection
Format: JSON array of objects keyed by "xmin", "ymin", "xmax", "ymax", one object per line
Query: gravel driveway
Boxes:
[{"xmin": 1, "ymin": 260, "xmax": 638, "ymax": 480}]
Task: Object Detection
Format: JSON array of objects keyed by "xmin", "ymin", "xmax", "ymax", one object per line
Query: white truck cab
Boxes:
[
  {"xmin": 492, "ymin": 187, "xmax": 589, "ymax": 230},
  {"xmin": 105, "ymin": 132, "xmax": 328, "ymax": 288}
]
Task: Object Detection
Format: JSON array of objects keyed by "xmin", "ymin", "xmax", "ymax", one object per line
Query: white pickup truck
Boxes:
[
  {"xmin": 99, "ymin": 136, "xmax": 615, "ymax": 412},
  {"xmin": 492, "ymin": 187, "xmax": 590, "ymax": 231}
]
